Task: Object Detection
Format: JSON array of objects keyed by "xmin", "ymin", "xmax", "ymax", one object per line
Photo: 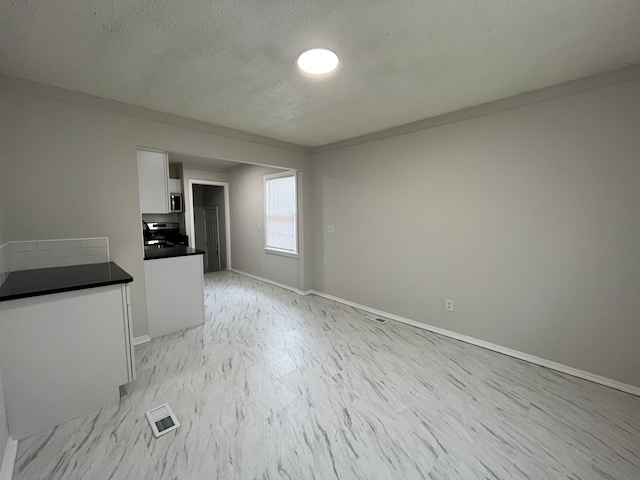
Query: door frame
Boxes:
[{"xmin": 188, "ymin": 179, "xmax": 231, "ymax": 271}]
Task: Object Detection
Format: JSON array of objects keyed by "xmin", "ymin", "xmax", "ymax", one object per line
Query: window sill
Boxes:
[{"xmin": 264, "ymin": 247, "xmax": 299, "ymax": 259}]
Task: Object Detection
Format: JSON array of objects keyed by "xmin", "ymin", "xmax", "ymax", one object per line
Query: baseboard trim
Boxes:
[
  {"xmin": 0, "ymin": 438, "xmax": 18, "ymax": 480},
  {"xmin": 133, "ymin": 335, "xmax": 151, "ymax": 346},
  {"xmin": 310, "ymin": 290, "xmax": 640, "ymax": 397},
  {"xmin": 229, "ymin": 269, "xmax": 312, "ymax": 296},
  {"xmin": 227, "ymin": 271, "xmax": 640, "ymax": 396}
]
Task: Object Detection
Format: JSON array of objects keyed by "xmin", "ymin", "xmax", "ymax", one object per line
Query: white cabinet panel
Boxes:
[
  {"xmin": 145, "ymin": 255, "xmax": 205, "ymax": 339},
  {"xmin": 137, "ymin": 149, "xmax": 169, "ymax": 214},
  {"xmin": 122, "ymin": 284, "xmax": 136, "ymax": 382},
  {"xmin": 0, "ymin": 285, "xmax": 134, "ymax": 440}
]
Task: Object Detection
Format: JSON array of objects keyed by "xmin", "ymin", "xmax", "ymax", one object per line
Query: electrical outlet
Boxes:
[
  {"xmin": 445, "ymin": 299, "xmax": 454, "ymax": 312},
  {"xmin": 328, "ymin": 225, "xmax": 335, "ymax": 234}
]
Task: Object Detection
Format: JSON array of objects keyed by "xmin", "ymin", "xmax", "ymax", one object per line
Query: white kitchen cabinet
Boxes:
[
  {"xmin": 145, "ymin": 254, "xmax": 205, "ymax": 338},
  {"xmin": 0, "ymin": 283, "xmax": 135, "ymax": 440},
  {"xmin": 137, "ymin": 148, "xmax": 170, "ymax": 213}
]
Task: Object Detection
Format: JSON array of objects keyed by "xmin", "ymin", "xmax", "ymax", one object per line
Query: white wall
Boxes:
[
  {"xmin": 0, "ymin": 89, "xmax": 310, "ymax": 337},
  {"xmin": 312, "ymin": 78, "xmax": 640, "ymax": 387},
  {"xmin": 229, "ymin": 164, "xmax": 299, "ymax": 288}
]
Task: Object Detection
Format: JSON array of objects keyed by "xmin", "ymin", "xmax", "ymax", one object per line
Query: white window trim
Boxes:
[
  {"xmin": 264, "ymin": 170, "xmax": 298, "ymax": 257},
  {"xmin": 264, "ymin": 247, "xmax": 299, "ymax": 258}
]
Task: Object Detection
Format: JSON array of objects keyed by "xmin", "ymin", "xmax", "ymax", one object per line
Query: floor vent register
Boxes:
[
  {"xmin": 364, "ymin": 313, "xmax": 389, "ymax": 324},
  {"xmin": 146, "ymin": 403, "xmax": 180, "ymax": 438}
]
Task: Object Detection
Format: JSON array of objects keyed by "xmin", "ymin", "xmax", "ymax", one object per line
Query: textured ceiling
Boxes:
[{"xmin": 1, "ymin": 1, "xmax": 640, "ymax": 147}]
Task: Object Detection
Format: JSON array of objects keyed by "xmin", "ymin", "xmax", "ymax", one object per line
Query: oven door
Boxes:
[{"xmin": 170, "ymin": 193, "xmax": 183, "ymax": 213}]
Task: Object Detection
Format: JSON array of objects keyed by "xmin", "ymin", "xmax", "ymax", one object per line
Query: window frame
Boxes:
[{"xmin": 263, "ymin": 170, "xmax": 298, "ymax": 257}]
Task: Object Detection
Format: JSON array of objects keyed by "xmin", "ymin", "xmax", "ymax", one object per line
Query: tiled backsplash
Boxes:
[{"xmin": 0, "ymin": 238, "xmax": 109, "ymax": 277}]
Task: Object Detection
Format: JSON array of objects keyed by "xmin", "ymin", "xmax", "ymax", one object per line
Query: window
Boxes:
[{"xmin": 264, "ymin": 171, "xmax": 297, "ymax": 255}]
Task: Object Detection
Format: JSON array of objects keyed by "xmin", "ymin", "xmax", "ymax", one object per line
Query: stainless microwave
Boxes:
[{"xmin": 170, "ymin": 193, "xmax": 183, "ymax": 213}]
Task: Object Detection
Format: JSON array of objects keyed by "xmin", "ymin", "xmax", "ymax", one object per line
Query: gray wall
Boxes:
[
  {"xmin": 312, "ymin": 78, "xmax": 640, "ymax": 387},
  {"xmin": 0, "ymin": 183, "xmax": 9, "ymax": 455},
  {"xmin": 0, "ymin": 87, "xmax": 310, "ymax": 337},
  {"xmin": 229, "ymin": 164, "xmax": 299, "ymax": 288},
  {"xmin": 203, "ymin": 186, "xmax": 227, "ymax": 270}
]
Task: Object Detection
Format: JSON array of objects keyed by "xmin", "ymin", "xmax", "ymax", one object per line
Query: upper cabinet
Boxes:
[{"xmin": 137, "ymin": 149, "xmax": 170, "ymax": 214}]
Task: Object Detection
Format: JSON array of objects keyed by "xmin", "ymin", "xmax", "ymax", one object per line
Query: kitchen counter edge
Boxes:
[
  {"xmin": 143, "ymin": 245, "xmax": 205, "ymax": 261},
  {"xmin": 0, "ymin": 262, "xmax": 133, "ymax": 303}
]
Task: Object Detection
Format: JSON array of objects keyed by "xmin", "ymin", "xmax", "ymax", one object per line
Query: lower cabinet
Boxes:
[
  {"xmin": 144, "ymin": 254, "xmax": 205, "ymax": 339},
  {"xmin": 0, "ymin": 284, "xmax": 135, "ymax": 440}
]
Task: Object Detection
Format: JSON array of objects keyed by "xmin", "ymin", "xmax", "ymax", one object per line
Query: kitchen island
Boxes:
[
  {"xmin": 0, "ymin": 262, "xmax": 135, "ymax": 440},
  {"xmin": 143, "ymin": 245, "xmax": 205, "ymax": 338}
]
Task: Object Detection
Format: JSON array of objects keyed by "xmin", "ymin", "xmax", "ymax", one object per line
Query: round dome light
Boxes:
[{"xmin": 297, "ymin": 48, "xmax": 339, "ymax": 75}]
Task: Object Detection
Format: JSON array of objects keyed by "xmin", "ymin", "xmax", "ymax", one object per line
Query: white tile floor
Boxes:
[{"xmin": 13, "ymin": 271, "xmax": 640, "ymax": 479}]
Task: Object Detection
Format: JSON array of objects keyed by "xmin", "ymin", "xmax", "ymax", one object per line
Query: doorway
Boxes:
[
  {"xmin": 204, "ymin": 207, "xmax": 221, "ymax": 272},
  {"xmin": 189, "ymin": 181, "xmax": 230, "ymax": 273}
]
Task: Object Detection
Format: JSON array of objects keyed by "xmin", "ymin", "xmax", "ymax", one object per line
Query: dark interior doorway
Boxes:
[{"xmin": 192, "ymin": 184, "xmax": 228, "ymax": 272}]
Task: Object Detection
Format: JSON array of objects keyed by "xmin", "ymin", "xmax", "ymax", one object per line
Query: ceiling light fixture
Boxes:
[{"xmin": 297, "ymin": 48, "xmax": 339, "ymax": 75}]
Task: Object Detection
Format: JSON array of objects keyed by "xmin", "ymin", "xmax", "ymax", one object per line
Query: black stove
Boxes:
[{"xmin": 143, "ymin": 222, "xmax": 188, "ymax": 247}]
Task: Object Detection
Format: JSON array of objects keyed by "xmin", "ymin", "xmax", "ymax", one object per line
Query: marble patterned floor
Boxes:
[{"xmin": 12, "ymin": 271, "xmax": 640, "ymax": 479}]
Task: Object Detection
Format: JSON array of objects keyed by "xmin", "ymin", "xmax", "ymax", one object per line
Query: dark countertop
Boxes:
[
  {"xmin": 143, "ymin": 245, "xmax": 205, "ymax": 261},
  {"xmin": 0, "ymin": 262, "xmax": 133, "ymax": 302}
]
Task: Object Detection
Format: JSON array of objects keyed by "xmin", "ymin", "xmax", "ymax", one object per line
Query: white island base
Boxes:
[
  {"xmin": 144, "ymin": 253, "xmax": 205, "ymax": 339},
  {"xmin": 0, "ymin": 284, "xmax": 135, "ymax": 440}
]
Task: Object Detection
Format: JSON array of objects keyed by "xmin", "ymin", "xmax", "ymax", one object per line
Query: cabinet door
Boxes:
[{"xmin": 137, "ymin": 149, "xmax": 169, "ymax": 213}]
